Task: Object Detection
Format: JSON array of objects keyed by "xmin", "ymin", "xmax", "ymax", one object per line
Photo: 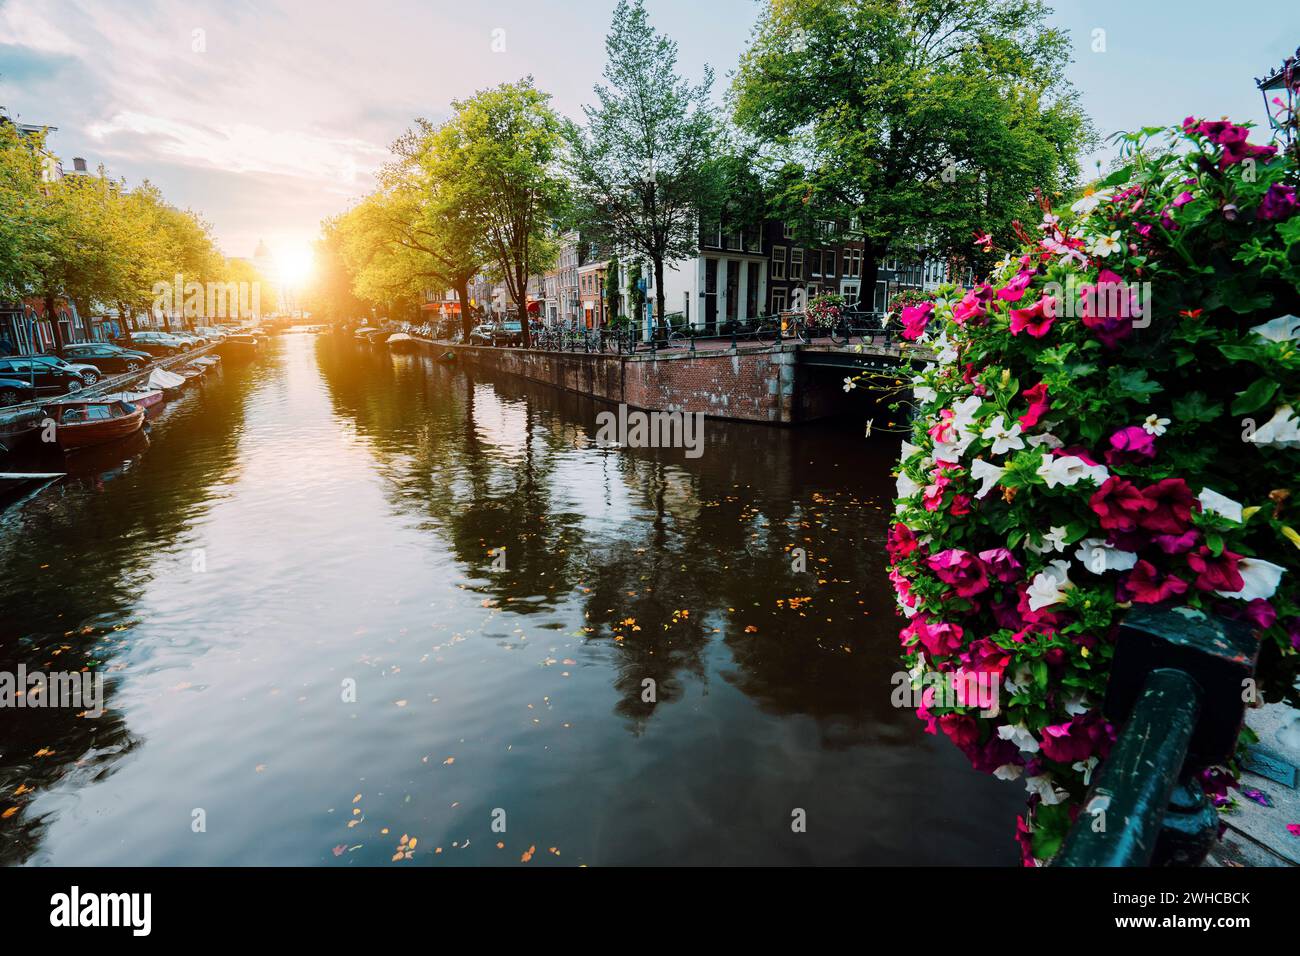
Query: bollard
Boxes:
[{"xmin": 1054, "ymin": 606, "xmax": 1258, "ymax": 867}]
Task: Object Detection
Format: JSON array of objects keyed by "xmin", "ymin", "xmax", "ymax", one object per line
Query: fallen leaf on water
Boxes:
[
  {"xmin": 521, "ymin": 845, "xmax": 536, "ymax": 863},
  {"xmin": 443, "ymin": 757, "xmax": 455, "ymax": 765},
  {"xmin": 2, "ymin": 807, "xmax": 18, "ymax": 819},
  {"xmin": 352, "ymin": 794, "xmax": 362, "ymax": 804},
  {"xmin": 332, "ymin": 844, "xmax": 347, "ymax": 857}
]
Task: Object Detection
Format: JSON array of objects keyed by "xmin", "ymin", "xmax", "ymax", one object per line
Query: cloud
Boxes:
[{"xmin": 0, "ymin": 2, "xmax": 85, "ymax": 56}]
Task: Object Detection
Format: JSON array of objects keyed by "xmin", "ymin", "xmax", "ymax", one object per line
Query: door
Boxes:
[{"xmin": 703, "ymin": 258, "xmax": 718, "ymax": 332}]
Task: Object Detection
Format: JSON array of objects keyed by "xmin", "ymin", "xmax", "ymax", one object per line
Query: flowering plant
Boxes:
[
  {"xmin": 806, "ymin": 291, "xmax": 847, "ymax": 327},
  {"xmin": 889, "ymin": 288, "xmax": 935, "ymax": 317},
  {"xmin": 887, "ymin": 119, "xmax": 1299, "ymax": 864}
]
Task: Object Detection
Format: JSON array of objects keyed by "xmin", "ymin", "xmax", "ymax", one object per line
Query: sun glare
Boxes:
[{"xmin": 275, "ymin": 246, "xmax": 315, "ymax": 287}]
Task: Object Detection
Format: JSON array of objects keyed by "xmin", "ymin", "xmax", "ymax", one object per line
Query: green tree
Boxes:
[
  {"xmin": 430, "ymin": 79, "xmax": 566, "ymax": 348},
  {"xmin": 604, "ymin": 255, "xmax": 620, "ymax": 322},
  {"xmin": 732, "ymin": 0, "xmax": 1094, "ymax": 309},
  {"xmin": 565, "ymin": 0, "xmax": 724, "ymax": 326}
]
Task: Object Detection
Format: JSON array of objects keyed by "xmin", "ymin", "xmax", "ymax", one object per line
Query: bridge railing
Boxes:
[{"xmin": 1053, "ymin": 606, "xmax": 1258, "ymax": 867}]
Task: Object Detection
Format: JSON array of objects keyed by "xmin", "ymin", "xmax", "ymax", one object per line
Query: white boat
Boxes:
[
  {"xmin": 147, "ymin": 367, "xmax": 187, "ymax": 395},
  {"xmin": 387, "ymin": 332, "xmax": 416, "ymax": 352},
  {"xmin": 98, "ymin": 388, "xmax": 164, "ymax": 410}
]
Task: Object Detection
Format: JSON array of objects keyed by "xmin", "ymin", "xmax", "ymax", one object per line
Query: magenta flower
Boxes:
[
  {"xmin": 978, "ymin": 547, "xmax": 1023, "ymax": 583},
  {"xmin": 1039, "ymin": 714, "xmax": 1114, "ymax": 764},
  {"xmin": 1105, "ymin": 425, "xmax": 1157, "ymax": 465},
  {"xmin": 927, "ymin": 548, "xmax": 990, "ymax": 598},
  {"xmin": 1008, "ymin": 295, "xmax": 1057, "ymax": 337},
  {"xmin": 1172, "ymin": 190, "xmax": 1195, "ymax": 208},
  {"xmin": 901, "ymin": 615, "xmax": 965, "ymax": 657},
  {"xmin": 1019, "ymin": 381, "xmax": 1051, "ymax": 428},
  {"xmin": 1117, "ymin": 560, "xmax": 1190, "ymax": 604},
  {"xmin": 1258, "ymin": 183, "xmax": 1297, "ymax": 221},
  {"xmin": 996, "ymin": 270, "xmax": 1036, "ymax": 303},
  {"xmin": 887, "ymin": 522, "xmax": 919, "ymax": 561},
  {"xmin": 1186, "ymin": 545, "xmax": 1244, "ymax": 593},
  {"xmin": 1079, "ymin": 269, "xmax": 1137, "ymax": 348},
  {"xmin": 900, "ymin": 302, "xmax": 934, "ymax": 340},
  {"xmin": 1089, "ymin": 476, "xmax": 1154, "ymax": 533},
  {"xmin": 1137, "ymin": 478, "xmax": 1198, "ymax": 536},
  {"xmin": 1152, "ymin": 529, "xmax": 1199, "ymax": 555}
]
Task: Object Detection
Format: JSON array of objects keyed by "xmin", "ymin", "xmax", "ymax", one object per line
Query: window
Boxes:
[
  {"xmin": 771, "ymin": 245, "xmax": 786, "ymax": 280},
  {"xmin": 726, "ymin": 231, "xmax": 743, "ymax": 251},
  {"xmin": 790, "ymin": 248, "xmax": 804, "ymax": 280},
  {"xmin": 703, "ymin": 223, "xmax": 722, "ymax": 247},
  {"xmin": 772, "ymin": 289, "xmax": 787, "ymax": 314},
  {"xmin": 844, "ymin": 248, "xmax": 862, "ymax": 278},
  {"xmin": 782, "ymin": 221, "xmax": 794, "ymax": 240},
  {"xmin": 746, "ymin": 223, "xmax": 762, "ymax": 252},
  {"xmin": 809, "ymin": 251, "xmax": 821, "ymax": 277},
  {"xmin": 823, "ymin": 251, "xmax": 835, "ymax": 277}
]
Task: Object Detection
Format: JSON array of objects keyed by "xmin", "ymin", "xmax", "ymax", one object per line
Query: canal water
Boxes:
[{"xmin": 0, "ymin": 333, "xmax": 1021, "ymax": 865}]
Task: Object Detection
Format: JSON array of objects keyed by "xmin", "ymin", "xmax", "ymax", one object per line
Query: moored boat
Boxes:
[
  {"xmin": 353, "ymin": 326, "xmax": 382, "ymax": 343},
  {"xmin": 44, "ymin": 398, "xmax": 146, "ymax": 451},
  {"xmin": 387, "ymin": 332, "xmax": 416, "ymax": 352},
  {"xmin": 147, "ymin": 367, "xmax": 187, "ymax": 396},
  {"xmin": 98, "ymin": 387, "xmax": 164, "ymax": 410},
  {"xmin": 219, "ymin": 334, "xmax": 260, "ymax": 358},
  {"xmin": 0, "ymin": 408, "xmax": 45, "ymax": 453},
  {"xmin": 0, "ymin": 471, "xmax": 64, "ymax": 498}
]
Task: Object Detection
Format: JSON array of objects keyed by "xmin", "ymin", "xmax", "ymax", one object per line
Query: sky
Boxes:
[{"xmin": 2, "ymin": 0, "xmax": 1298, "ymax": 266}]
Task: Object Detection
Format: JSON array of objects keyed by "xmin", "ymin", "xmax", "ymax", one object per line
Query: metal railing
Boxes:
[{"xmin": 1054, "ymin": 606, "xmax": 1258, "ymax": 867}]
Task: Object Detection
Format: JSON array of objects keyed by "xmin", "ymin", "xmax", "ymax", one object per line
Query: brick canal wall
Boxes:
[{"xmin": 417, "ymin": 340, "xmax": 845, "ymax": 424}]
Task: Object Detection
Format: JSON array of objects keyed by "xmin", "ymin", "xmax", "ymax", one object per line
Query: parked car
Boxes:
[
  {"xmin": 29, "ymin": 354, "xmax": 102, "ymax": 386},
  {"xmin": 170, "ymin": 331, "xmax": 210, "ymax": 347},
  {"xmin": 61, "ymin": 343, "xmax": 154, "ymax": 375},
  {"xmin": 469, "ymin": 323, "xmax": 496, "ymax": 346},
  {"xmin": 119, "ymin": 331, "xmax": 187, "ymax": 356},
  {"xmin": 0, "ymin": 377, "xmax": 40, "ymax": 406},
  {"xmin": 193, "ymin": 326, "xmax": 230, "ymax": 340},
  {"xmin": 0, "ymin": 357, "xmax": 85, "ymax": 396},
  {"xmin": 491, "ymin": 321, "xmax": 524, "ymax": 347}
]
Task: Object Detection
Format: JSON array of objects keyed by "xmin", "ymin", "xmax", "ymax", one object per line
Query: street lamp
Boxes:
[{"xmin": 1256, "ymin": 46, "xmax": 1300, "ymax": 147}]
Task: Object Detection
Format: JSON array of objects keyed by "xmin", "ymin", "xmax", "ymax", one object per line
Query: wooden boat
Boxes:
[
  {"xmin": 353, "ymin": 326, "xmax": 382, "ymax": 343},
  {"xmin": 98, "ymin": 387, "xmax": 164, "ymax": 410},
  {"xmin": 0, "ymin": 408, "xmax": 45, "ymax": 453},
  {"xmin": 387, "ymin": 332, "xmax": 416, "ymax": 352},
  {"xmin": 218, "ymin": 334, "xmax": 259, "ymax": 358},
  {"xmin": 44, "ymin": 398, "xmax": 145, "ymax": 451},
  {"xmin": 179, "ymin": 364, "xmax": 207, "ymax": 380}
]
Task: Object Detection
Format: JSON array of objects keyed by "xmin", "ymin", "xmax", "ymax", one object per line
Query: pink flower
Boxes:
[
  {"xmin": 1258, "ymin": 183, "xmax": 1297, "ymax": 221},
  {"xmin": 1009, "ymin": 295, "xmax": 1057, "ymax": 337},
  {"xmin": 1138, "ymin": 478, "xmax": 1198, "ymax": 536},
  {"xmin": 1117, "ymin": 560, "xmax": 1190, "ymax": 604},
  {"xmin": 1105, "ymin": 425, "xmax": 1156, "ymax": 465},
  {"xmin": 1152, "ymin": 529, "xmax": 1199, "ymax": 554},
  {"xmin": 1172, "ymin": 190, "xmax": 1195, "ymax": 207},
  {"xmin": 927, "ymin": 548, "xmax": 990, "ymax": 598},
  {"xmin": 978, "ymin": 547, "xmax": 1023, "ymax": 583},
  {"xmin": 1089, "ymin": 476, "xmax": 1154, "ymax": 533},
  {"xmin": 1019, "ymin": 382, "xmax": 1051, "ymax": 429},
  {"xmin": 901, "ymin": 615, "xmax": 965, "ymax": 657},
  {"xmin": 1079, "ymin": 269, "xmax": 1138, "ymax": 348},
  {"xmin": 1039, "ymin": 714, "xmax": 1115, "ymax": 764},
  {"xmin": 887, "ymin": 522, "xmax": 919, "ymax": 561},
  {"xmin": 900, "ymin": 302, "xmax": 934, "ymax": 340},
  {"xmin": 1186, "ymin": 545, "xmax": 1244, "ymax": 593},
  {"xmin": 996, "ymin": 270, "xmax": 1035, "ymax": 303},
  {"xmin": 939, "ymin": 713, "xmax": 980, "ymax": 749}
]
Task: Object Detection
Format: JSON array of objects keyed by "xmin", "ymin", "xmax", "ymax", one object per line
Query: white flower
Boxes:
[
  {"xmin": 1027, "ymin": 560, "xmax": 1072, "ymax": 611},
  {"xmin": 1025, "ymin": 526, "xmax": 1068, "ymax": 556},
  {"xmin": 1070, "ymin": 189, "xmax": 1114, "ymax": 216},
  {"xmin": 1072, "ymin": 757, "xmax": 1100, "ymax": 786},
  {"xmin": 1216, "ymin": 558, "xmax": 1286, "ymax": 601},
  {"xmin": 1003, "ymin": 664, "xmax": 1033, "ymax": 697},
  {"xmin": 1025, "ymin": 773, "xmax": 1068, "ymax": 805},
  {"xmin": 1088, "ymin": 230, "xmax": 1123, "ymax": 258},
  {"xmin": 913, "ymin": 384, "xmax": 936, "ymax": 404},
  {"xmin": 907, "ymin": 653, "xmax": 927, "ymax": 685},
  {"xmin": 1249, "ymin": 314, "xmax": 1300, "ymax": 343},
  {"xmin": 1197, "ymin": 488, "xmax": 1244, "ymax": 524},
  {"xmin": 1026, "ymin": 431, "xmax": 1064, "ymax": 450},
  {"xmin": 1246, "ymin": 404, "xmax": 1300, "ymax": 448},
  {"xmin": 1142, "ymin": 414, "xmax": 1170, "ymax": 436},
  {"xmin": 981, "ymin": 414, "xmax": 1025, "ymax": 456},
  {"xmin": 843, "ymin": 377, "xmax": 856, "ymax": 392},
  {"xmin": 1074, "ymin": 537, "xmax": 1138, "ymax": 573},
  {"xmin": 993, "ymin": 763, "xmax": 1023, "ymax": 781},
  {"xmin": 997, "ymin": 722, "xmax": 1040, "ymax": 754},
  {"xmin": 970, "ymin": 459, "xmax": 1005, "ymax": 500},
  {"xmin": 932, "ymin": 395, "xmax": 982, "ymax": 462},
  {"xmin": 1036, "ymin": 454, "xmax": 1109, "ymax": 489},
  {"xmin": 1062, "ymin": 690, "xmax": 1089, "ymax": 717},
  {"xmin": 896, "ymin": 470, "xmax": 920, "ymax": 500}
]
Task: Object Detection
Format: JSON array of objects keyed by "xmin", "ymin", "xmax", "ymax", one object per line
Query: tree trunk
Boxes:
[
  {"xmin": 858, "ymin": 242, "xmax": 882, "ymax": 314},
  {"xmin": 517, "ymin": 267, "xmax": 531, "ymax": 349},
  {"xmin": 654, "ymin": 257, "xmax": 666, "ymax": 335}
]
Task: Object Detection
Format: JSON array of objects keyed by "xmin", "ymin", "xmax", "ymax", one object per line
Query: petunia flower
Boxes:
[
  {"xmin": 1246, "ymin": 404, "xmax": 1300, "ymax": 448},
  {"xmin": 1217, "ymin": 558, "xmax": 1285, "ymax": 601},
  {"xmin": 1037, "ymin": 454, "xmax": 1109, "ymax": 489},
  {"xmin": 997, "ymin": 723, "xmax": 1040, "ymax": 754},
  {"xmin": 1197, "ymin": 488, "xmax": 1244, "ymax": 524},
  {"xmin": 1074, "ymin": 537, "xmax": 1138, "ymax": 573},
  {"xmin": 1105, "ymin": 425, "xmax": 1157, "ymax": 465},
  {"xmin": 1009, "ymin": 295, "xmax": 1057, "ymax": 337},
  {"xmin": 1026, "ymin": 560, "xmax": 1072, "ymax": 611},
  {"xmin": 969, "ymin": 458, "xmax": 1005, "ymax": 500},
  {"xmin": 1019, "ymin": 382, "xmax": 1051, "ymax": 428},
  {"xmin": 981, "ymin": 414, "xmax": 1025, "ymax": 455},
  {"xmin": 1258, "ymin": 183, "xmax": 1297, "ymax": 221},
  {"xmin": 1249, "ymin": 314, "xmax": 1300, "ymax": 343},
  {"xmin": 1117, "ymin": 560, "xmax": 1189, "ymax": 604}
]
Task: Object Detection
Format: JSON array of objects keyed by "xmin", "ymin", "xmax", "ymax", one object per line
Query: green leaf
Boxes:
[
  {"xmin": 1230, "ymin": 378, "xmax": 1278, "ymax": 416},
  {"xmin": 1172, "ymin": 391, "xmax": 1223, "ymax": 423}
]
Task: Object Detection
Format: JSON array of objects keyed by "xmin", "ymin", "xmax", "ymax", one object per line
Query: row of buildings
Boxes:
[{"xmin": 421, "ymin": 218, "xmax": 969, "ymax": 334}]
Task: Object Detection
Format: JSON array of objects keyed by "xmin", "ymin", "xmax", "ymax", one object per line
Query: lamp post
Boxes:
[
  {"xmin": 640, "ymin": 161, "xmax": 657, "ymax": 342},
  {"xmin": 1256, "ymin": 47, "xmax": 1300, "ymax": 148}
]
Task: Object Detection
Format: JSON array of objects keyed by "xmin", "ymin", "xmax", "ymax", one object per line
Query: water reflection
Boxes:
[{"xmin": 0, "ymin": 334, "xmax": 1022, "ymax": 866}]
